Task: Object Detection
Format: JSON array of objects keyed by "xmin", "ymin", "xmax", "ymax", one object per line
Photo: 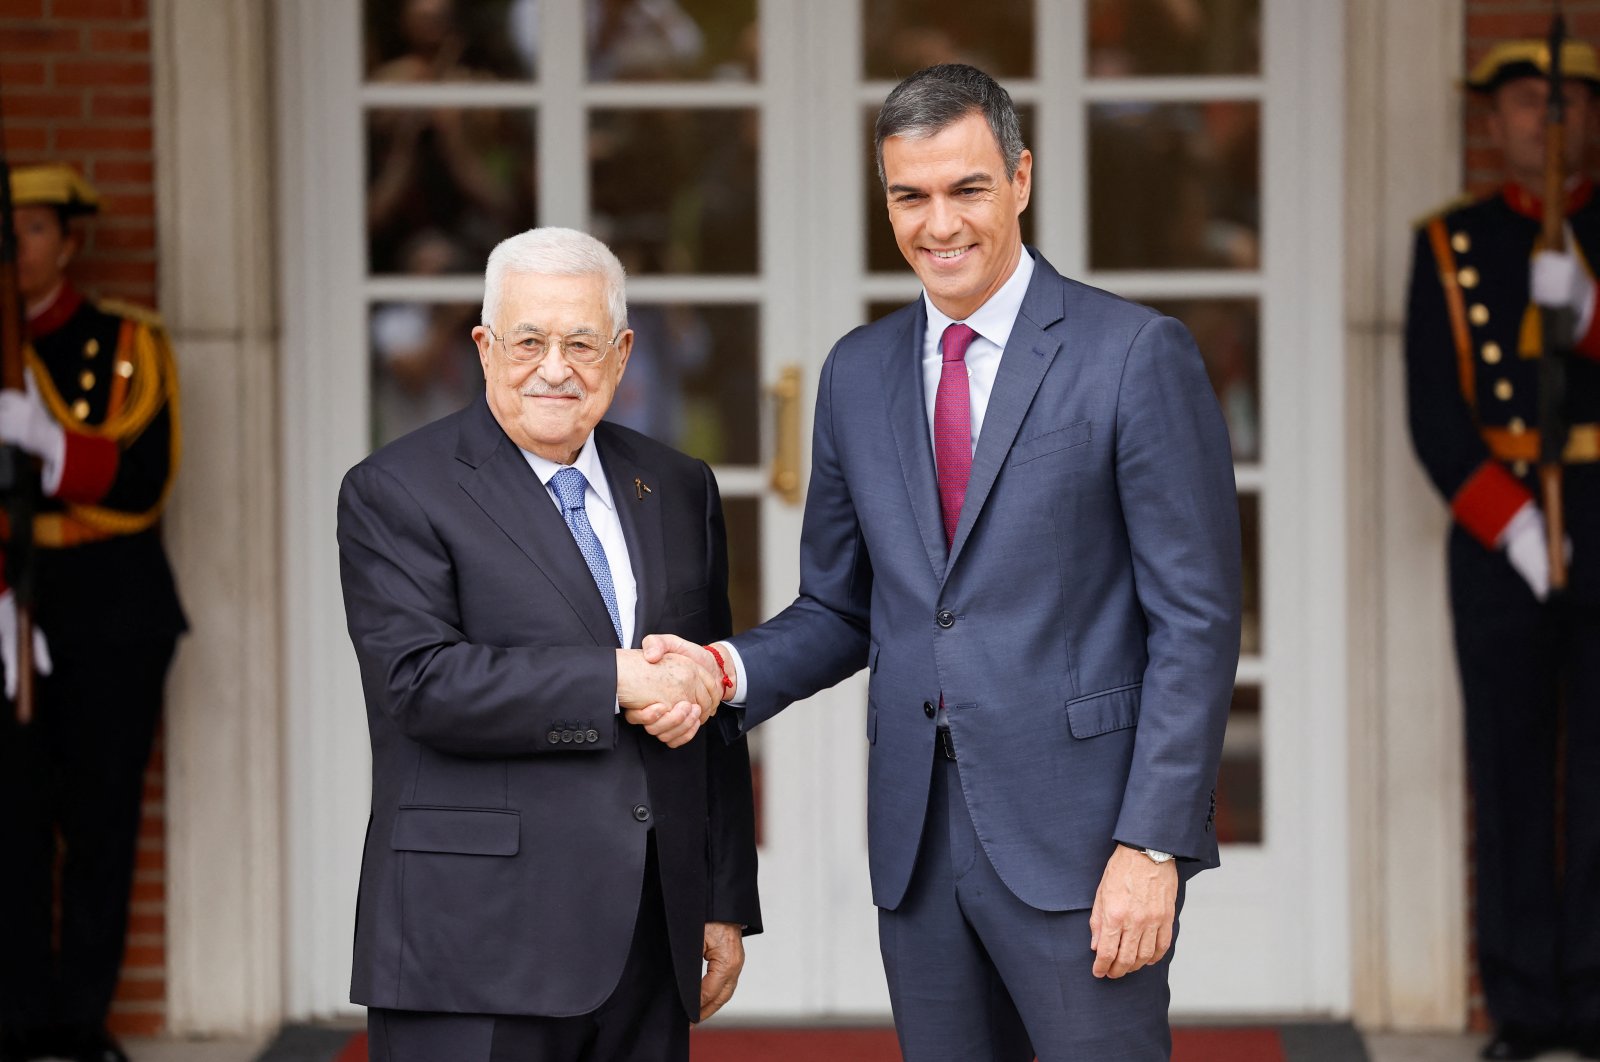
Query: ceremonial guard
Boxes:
[
  {"xmin": 0, "ymin": 166, "xmax": 185, "ymax": 1062},
  {"xmin": 1405, "ymin": 38, "xmax": 1600, "ymax": 1062}
]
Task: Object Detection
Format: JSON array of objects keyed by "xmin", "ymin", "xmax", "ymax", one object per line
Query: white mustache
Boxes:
[{"xmin": 521, "ymin": 380, "xmax": 585, "ymax": 399}]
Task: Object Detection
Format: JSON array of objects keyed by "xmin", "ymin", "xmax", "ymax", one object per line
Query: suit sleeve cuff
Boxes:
[
  {"xmin": 50, "ymin": 430, "xmax": 119, "ymax": 504},
  {"xmin": 1451, "ymin": 460, "xmax": 1534, "ymax": 548}
]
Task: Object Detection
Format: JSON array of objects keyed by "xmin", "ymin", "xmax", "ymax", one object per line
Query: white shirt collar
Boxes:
[
  {"xmin": 520, "ymin": 433, "xmax": 617, "ymax": 512},
  {"xmin": 922, "ymin": 247, "xmax": 1036, "ymax": 349}
]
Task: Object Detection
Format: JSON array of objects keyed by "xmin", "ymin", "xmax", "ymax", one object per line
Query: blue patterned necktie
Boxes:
[{"xmin": 549, "ymin": 467, "xmax": 623, "ymax": 646}]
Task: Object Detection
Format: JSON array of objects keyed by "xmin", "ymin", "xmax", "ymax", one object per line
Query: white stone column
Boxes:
[
  {"xmin": 151, "ymin": 0, "xmax": 284, "ymax": 1036},
  {"xmin": 1345, "ymin": 0, "xmax": 1470, "ymax": 1031}
]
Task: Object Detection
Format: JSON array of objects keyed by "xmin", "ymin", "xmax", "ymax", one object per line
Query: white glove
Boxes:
[
  {"xmin": 0, "ymin": 589, "xmax": 53, "ymax": 702},
  {"xmin": 1499, "ymin": 501, "xmax": 1573, "ymax": 601},
  {"xmin": 1531, "ymin": 249, "xmax": 1598, "ymax": 336},
  {"xmin": 0, "ymin": 382, "xmax": 66, "ymax": 494}
]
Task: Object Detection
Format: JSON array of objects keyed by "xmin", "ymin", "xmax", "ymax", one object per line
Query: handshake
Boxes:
[{"xmin": 615, "ymin": 634, "xmax": 729, "ymax": 748}]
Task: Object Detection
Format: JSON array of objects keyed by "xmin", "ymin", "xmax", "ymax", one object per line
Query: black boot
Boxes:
[
  {"xmin": 67, "ymin": 1027, "xmax": 127, "ymax": 1062},
  {"xmin": 1480, "ymin": 1024, "xmax": 1557, "ymax": 1060}
]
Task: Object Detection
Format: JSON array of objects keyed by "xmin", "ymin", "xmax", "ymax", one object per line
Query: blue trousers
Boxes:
[{"xmin": 879, "ymin": 751, "xmax": 1181, "ymax": 1062}]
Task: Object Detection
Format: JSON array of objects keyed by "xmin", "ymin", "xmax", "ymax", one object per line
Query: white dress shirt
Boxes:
[
  {"xmin": 921, "ymin": 249, "xmax": 1035, "ymax": 459},
  {"xmin": 722, "ymin": 249, "xmax": 1036, "ymax": 705},
  {"xmin": 520, "ymin": 434, "xmax": 638, "ymax": 653}
]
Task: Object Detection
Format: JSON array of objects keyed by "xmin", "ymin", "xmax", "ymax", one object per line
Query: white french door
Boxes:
[{"xmin": 276, "ymin": 0, "xmax": 1347, "ymax": 1022}]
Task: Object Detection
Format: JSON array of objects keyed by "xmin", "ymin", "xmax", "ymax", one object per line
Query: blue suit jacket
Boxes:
[{"xmin": 732, "ymin": 250, "xmax": 1241, "ymax": 912}]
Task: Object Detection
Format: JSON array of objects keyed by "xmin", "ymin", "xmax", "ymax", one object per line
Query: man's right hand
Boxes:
[
  {"xmin": 640, "ymin": 633, "xmax": 721, "ymax": 676},
  {"xmin": 616, "ymin": 648, "xmax": 720, "ymax": 748},
  {"xmin": 1500, "ymin": 500, "xmax": 1570, "ymax": 602}
]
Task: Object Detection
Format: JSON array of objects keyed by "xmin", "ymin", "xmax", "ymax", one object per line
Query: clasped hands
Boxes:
[{"xmin": 615, "ymin": 634, "xmax": 725, "ymax": 748}]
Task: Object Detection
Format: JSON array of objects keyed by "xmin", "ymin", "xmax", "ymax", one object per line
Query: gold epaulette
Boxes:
[
  {"xmin": 1411, "ymin": 192, "xmax": 1479, "ymax": 231},
  {"xmin": 93, "ymin": 296, "xmax": 166, "ymax": 332}
]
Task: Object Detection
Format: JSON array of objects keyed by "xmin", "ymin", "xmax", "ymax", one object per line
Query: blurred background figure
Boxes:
[
  {"xmin": 364, "ymin": 0, "xmax": 536, "ymax": 275},
  {"xmin": 0, "ymin": 165, "xmax": 186, "ymax": 1062},
  {"xmin": 1404, "ymin": 38, "xmax": 1600, "ymax": 1062}
]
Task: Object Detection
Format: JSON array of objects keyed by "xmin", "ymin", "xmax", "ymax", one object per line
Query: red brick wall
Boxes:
[
  {"xmin": 0, "ymin": 0, "xmax": 165, "ymax": 1039},
  {"xmin": 1460, "ymin": 4, "xmax": 1600, "ymax": 1034}
]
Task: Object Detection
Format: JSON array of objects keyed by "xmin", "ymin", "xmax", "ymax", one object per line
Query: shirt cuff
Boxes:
[{"xmin": 716, "ymin": 640, "xmax": 749, "ymax": 705}]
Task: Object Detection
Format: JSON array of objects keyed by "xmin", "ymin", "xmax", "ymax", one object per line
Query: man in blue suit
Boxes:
[{"xmin": 637, "ymin": 63, "xmax": 1241, "ymax": 1061}]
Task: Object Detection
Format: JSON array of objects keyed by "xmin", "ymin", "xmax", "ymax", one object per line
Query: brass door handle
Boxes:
[{"xmin": 769, "ymin": 365, "xmax": 802, "ymax": 505}]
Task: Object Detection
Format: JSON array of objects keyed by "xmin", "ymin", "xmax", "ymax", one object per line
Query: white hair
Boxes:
[{"xmin": 480, "ymin": 227, "xmax": 628, "ymax": 333}]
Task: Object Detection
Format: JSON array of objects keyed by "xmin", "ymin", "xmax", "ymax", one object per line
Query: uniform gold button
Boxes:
[
  {"xmin": 84, "ymin": 338, "xmax": 100, "ymax": 357},
  {"xmin": 1510, "ymin": 417, "xmax": 1526, "ymax": 434},
  {"xmin": 1495, "ymin": 379, "xmax": 1513, "ymax": 401},
  {"xmin": 1470, "ymin": 303, "xmax": 1490, "ymax": 326},
  {"xmin": 115, "ymin": 360, "xmax": 134, "ymax": 379},
  {"xmin": 72, "ymin": 399, "xmax": 90, "ymax": 420},
  {"xmin": 1452, "ymin": 231, "xmax": 1471, "ymax": 254},
  {"xmin": 79, "ymin": 370, "xmax": 95, "ymax": 390},
  {"xmin": 1514, "ymin": 460, "xmax": 1530, "ymax": 477},
  {"xmin": 1483, "ymin": 341, "xmax": 1503, "ymax": 364},
  {"xmin": 1458, "ymin": 266, "xmax": 1480, "ymax": 289}
]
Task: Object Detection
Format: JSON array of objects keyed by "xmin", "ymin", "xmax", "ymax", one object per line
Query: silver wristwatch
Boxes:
[{"xmin": 1125, "ymin": 844, "xmax": 1173, "ymax": 864}]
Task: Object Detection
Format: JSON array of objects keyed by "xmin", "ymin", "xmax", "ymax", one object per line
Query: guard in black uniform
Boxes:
[
  {"xmin": 0, "ymin": 166, "xmax": 185, "ymax": 1062},
  {"xmin": 1406, "ymin": 42, "xmax": 1600, "ymax": 1062}
]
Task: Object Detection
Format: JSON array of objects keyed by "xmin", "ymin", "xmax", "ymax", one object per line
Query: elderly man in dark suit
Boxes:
[
  {"xmin": 337, "ymin": 226, "xmax": 760, "ymax": 1062},
  {"xmin": 643, "ymin": 65, "xmax": 1240, "ymax": 1061}
]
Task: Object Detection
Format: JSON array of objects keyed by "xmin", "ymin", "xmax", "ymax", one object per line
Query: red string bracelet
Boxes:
[{"xmin": 704, "ymin": 643, "xmax": 734, "ymax": 697}]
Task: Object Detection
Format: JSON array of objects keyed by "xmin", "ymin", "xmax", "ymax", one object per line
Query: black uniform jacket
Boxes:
[
  {"xmin": 3, "ymin": 283, "xmax": 185, "ymax": 644},
  {"xmin": 1405, "ymin": 180, "xmax": 1600, "ymax": 604}
]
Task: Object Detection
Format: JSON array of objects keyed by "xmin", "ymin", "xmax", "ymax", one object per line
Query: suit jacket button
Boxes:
[
  {"xmin": 586, "ymin": 729, "xmax": 600, "ymax": 743},
  {"xmin": 923, "ymin": 701, "xmax": 936, "ymax": 719},
  {"xmin": 561, "ymin": 730, "xmax": 574, "ymax": 743},
  {"xmin": 936, "ymin": 610, "xmax": 955, "ymax": 629},
  {"xmin": 547, "ymin": 730, "xmax": 561, "ymax": 744},
  {"xmin": 632, "ymin": 804, "xmax": 650, "ymax": 822},
  {"xmin": 572, "ymin": 730, "xmax": 587, "ymax": 744}
]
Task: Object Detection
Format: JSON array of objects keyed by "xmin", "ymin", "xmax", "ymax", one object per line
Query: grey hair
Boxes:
[
  {"xmin": 873, "ymin": 64, "xmax": 1025, "ymax": 188},
  {"xmin": 480, "ymin": 227, "xmax": 628, "ymax": 333}
]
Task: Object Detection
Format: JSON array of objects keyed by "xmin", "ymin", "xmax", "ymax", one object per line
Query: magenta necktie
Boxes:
[{"xmin": 934, "ymin": 323, "xmax": 978, "ymax": 548}]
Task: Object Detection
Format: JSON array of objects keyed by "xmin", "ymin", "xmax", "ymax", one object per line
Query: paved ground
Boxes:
[
  {"xmin": 1365, "ymin": 1033, "xmax": 1585, "ymax": 1061},
  {"xmin": 111, "ymin": 1031, "xmax": 1593, "ymax": 1061}
]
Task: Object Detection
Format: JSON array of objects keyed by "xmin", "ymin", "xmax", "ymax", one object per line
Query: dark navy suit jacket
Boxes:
[
  {"xmin": 732, "ymin": 250, "xmax": 1241, "ymax": 912},
  {"xmin": 337, "ymin": 399, "xmax": 761, "ymax": 1018}
]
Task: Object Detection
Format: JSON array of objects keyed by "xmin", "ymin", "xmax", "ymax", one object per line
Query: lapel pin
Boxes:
[{"xmin": 634, "ymin": 478, "xmax": 653, "ymax": 500}]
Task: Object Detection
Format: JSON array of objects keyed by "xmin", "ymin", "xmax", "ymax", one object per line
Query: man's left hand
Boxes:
[
  {"xmin": 1088, "ymin": 844, "xmax": 1177, "ymax": 979},
  {"xmin": 699, "ymin": 921, "xmax": 745, "ymax": 1020}
]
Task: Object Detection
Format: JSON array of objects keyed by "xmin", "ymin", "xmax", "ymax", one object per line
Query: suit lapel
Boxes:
[
  {"xmin": 595, "ymin": 424, "xmax": 665, "ymax": 650},
  {"xmin": 882, "ymin": 301, "xmax": 950, "ymax": 582},
  {"xmin": 455, "ymin": 399, "xmax": 621, "ymax": 648},
  {"xmin": 945, "ymin": 259, "xmax": 1065, "ymax": 576}
]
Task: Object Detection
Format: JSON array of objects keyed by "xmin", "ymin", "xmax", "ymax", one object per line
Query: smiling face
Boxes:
[
  {"xmin": 472, "ymin": 271, "xmax": 632, "ymax": 464},
  {"xmin": 881, "ymin": 109, "xmax": 1032, "ymax": 321}
]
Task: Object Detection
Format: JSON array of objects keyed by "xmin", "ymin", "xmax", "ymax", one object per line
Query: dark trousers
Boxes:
[
  {"xmin": 0, "ymin": 636, "xmax": 174, "ymax": 1034},
  {"xmin": 367, "ymin": 835, "xmax": 687, "ymax": 1062},
  {"xmin": 878, "ymin": 749, "xmax": 1179, "ymax": 1062},
  {"xmin": 1450, "ymin": 528, "xmax": 1600, "ymax": 1036}
]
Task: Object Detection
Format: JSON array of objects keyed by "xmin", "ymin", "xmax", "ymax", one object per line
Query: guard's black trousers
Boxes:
[
  {"xmin": 0, "ymin": 635, "xmax": 175, "ymax": 1035},
  {"xmin": 1450, "ymin": 526, "xmax": 1600, "ymax": 1037}
]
